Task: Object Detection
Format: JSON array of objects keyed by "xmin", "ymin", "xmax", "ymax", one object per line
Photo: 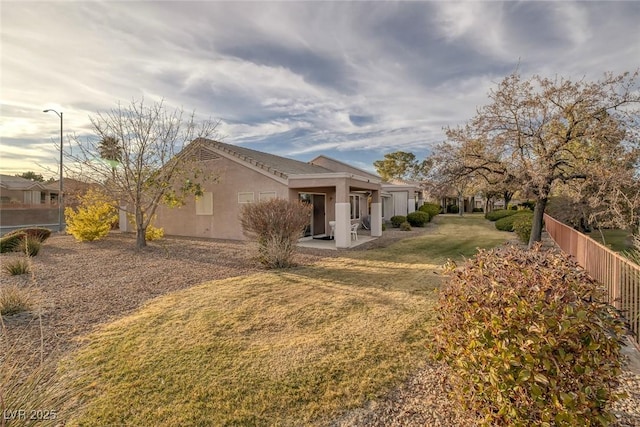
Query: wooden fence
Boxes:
[{"xmin": 544, "ymin": 214, "xmax": 639, "ymax": 348}]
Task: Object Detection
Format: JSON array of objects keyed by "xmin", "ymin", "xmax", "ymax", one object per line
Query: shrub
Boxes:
[
  {"xmin": 513, "ymin": 213, "xmax": 534, "ymax": 243},
  {"xmin": 495, "ymin": 210, "xmax": 532, "ymax": 232},
  {"xmin": 0, "ymin": 285, "xmax": 33, "ymax": 315},
  {"xmin": 472, "ymin": 207, "xmax": 483, "ymax": 213},
  {"xmin": 0, "ymin": 232, "xmax": 25, "ymax": 253},
  {"xmin": 399, "ymin": 221, "xmax": 411, "ymax": 231},
  {"xmin": 65, "ymin": 188, "xmax": 118, "ymax": 242},
  {"xmin": 145, "ymin": 224, "xmax": 164, "ymax": 241},
  {"xmin": 447, "ymin": 205, "xmax": 459, "ymax": 214},
  {"xmin": 407, "ymin": 211, "xmax": 429, "ymax": 227},
  {"xmin": 381, "ymin": 223, "xmax": 387, "ymax": 231},
  {"xmin": 419, "ymin": 203, "xmax": 441, "ymax": 220},
  {"xmin": 240, "ymin": 198, "xmax": 312, "ymax": 269},
  {"xmin": 2, "ymin": 257, "xmax": 31, "ymax": 275},
  {"xmin": 21, "ymin": 236, "xmax": 42, "ymax": 256},
  {"xmin": 4, "ymin": 227, "xmax": 52, "ymax": 243},
  {"xmin": 390, "ymin": 215, "xmax": 406, "ymax": 228},
  {"xmin": 433, "ymin": 246, "xmax": 626, "ymax": 426},
  {"xmin": 1, "ymin": 228, "xmax": 51, "ymax": 254},
  {"xmin": 485, "ymin": 209, "xmax": 518, "ymax": 222}
]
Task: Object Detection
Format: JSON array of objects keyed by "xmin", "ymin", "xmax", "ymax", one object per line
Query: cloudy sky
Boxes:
[{"xmin": 2, "ymin": 1, "xmax": 639, "ymax": 178}]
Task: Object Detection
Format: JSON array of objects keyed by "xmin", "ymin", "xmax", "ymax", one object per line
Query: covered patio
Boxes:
[{"xmin": 288, "ymin": 172, "xmax": 383, "ymax": 249}]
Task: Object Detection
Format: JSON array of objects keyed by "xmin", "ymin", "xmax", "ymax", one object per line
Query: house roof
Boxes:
[
  {"xmin": 309, "ymin": 155, "xmax": 382, "ymax": 181},
  {"xmin": 195, "ymin": 139, "xmax": 335, "ymax": 178},
  {"xmin": 0, "ymin": 174, "xmax": 46, "ymax": 191}
]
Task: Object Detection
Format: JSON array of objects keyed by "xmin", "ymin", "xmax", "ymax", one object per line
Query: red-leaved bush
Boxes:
[{"xmin": 433, "ymin": 245, "xmax": 626, "ymax": 426}]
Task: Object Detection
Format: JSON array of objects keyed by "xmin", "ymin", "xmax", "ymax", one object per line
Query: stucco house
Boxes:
[
  {"xmin": 153, "ymin": 139, "xmax": 419, "ymax": 248},
  {"xmin": 0, "ymin": 174, "xmax": 59, "ymax": 206}
]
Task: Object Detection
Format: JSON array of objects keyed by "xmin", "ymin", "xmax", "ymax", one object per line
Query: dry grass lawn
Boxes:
[
  {"xmin": 2, "ymin": 214, "xmax": 513, "ymax": 426},
  {"xmin": 62, "ymin": 272, "xmax": 435, "ymax": 425}
]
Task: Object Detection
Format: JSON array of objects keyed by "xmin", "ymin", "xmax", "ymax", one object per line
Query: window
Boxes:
[
  {"xmin": 350, "ymin": 195, "xmax": 360, "ymax": 220},
  {"xmin": 238, "ymin": 192, "xmax": 255, "ymax": 204},
  {"xmin": 259, "ymin": 191, "xmax": 277, "ymax": 201},
  {"xmin": 196, "ymin": 192, "xmax": 213, "ymax": 215}
]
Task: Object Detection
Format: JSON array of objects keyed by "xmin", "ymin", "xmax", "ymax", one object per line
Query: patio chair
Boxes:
[
  {"xmin": 329, "ymin": 221, "xmax": 336, "ymax": 240},
  {"xmin": 350, "ymin": 222, "xmax": 359, "ymax": 240}
]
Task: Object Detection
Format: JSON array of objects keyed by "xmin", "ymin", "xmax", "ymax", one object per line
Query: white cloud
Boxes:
[{"xmin": 1, "ymin": 1, "xmax": 639, "ymax": 175}]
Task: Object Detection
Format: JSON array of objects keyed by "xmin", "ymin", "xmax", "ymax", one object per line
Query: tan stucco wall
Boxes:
[{"xmin": 155, "ymin": 156, "xmax": 289, "ymax": 240}]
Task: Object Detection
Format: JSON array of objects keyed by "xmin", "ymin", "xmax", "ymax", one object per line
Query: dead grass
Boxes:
[
  {"xmin": 0, "ymin": 285, "xmax": 34, "ymax": 316},
  {"xmin": 61, "ymin": 273, "xmax": 435, "ymax": 426}
]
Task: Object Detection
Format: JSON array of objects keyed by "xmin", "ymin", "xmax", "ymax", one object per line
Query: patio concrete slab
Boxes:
[{"xmin": 297, "ymin": 235, "xmax": 376, "ymax": 250}]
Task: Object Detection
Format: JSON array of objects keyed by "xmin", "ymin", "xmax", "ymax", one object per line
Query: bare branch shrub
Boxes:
[{"xmin": 240, "ymin": 198, "xmax": 312, "ymax": 268}]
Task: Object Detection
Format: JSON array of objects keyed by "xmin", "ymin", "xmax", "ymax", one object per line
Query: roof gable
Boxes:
[
  {"xmin": 0, "ymin": 174, "xmax": 45, "ymax": 190},
  {"xmin": 309, "ymin": 155, "xmax": 381, "ymax": 181}
]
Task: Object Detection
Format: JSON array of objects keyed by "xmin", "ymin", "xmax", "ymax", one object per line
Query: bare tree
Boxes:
[
  {"xmin": 442, "ymin": 71, "xmax": 640, "ymax": 247},
  {"xmin": 67, "ymin": 98, "xmax": 219, "ymax": 249}
]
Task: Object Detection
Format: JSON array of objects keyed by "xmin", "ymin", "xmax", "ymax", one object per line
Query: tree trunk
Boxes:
[
  {"xmin": 528, "ymin": 197, "xmax": 547, "ymax": 248},
  {"xmin": 135, "ymin": 208, "xmax": 147, "ymax": 249},
  {"xmin": 504, "ymin": 191, "xmax": 512, "ymax": 209},
  {"xmin": 458, "ymin": 193, "xmax": 464, "ymax": 216}
]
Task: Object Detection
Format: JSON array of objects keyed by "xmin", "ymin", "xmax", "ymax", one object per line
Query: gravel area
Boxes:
[{"xmin": 1, "ymin": 229, "xmax": 639, "ymax": 426}]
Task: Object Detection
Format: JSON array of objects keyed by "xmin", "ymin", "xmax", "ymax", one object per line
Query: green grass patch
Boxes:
[
  {"xmin": 356, "ymin": 214, "xmax": 512, "ymax": 265},
  {"xmin": 55, "ymin": 214, "xmax": 511, "ymax": 426},
  {"xmin": 586, "ymin": 229, "xmax": 633, "ymax": 253}
]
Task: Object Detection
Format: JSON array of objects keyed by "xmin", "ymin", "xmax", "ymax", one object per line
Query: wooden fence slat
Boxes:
[{"xmin": 543, "ymin": 214, "xmax": 639, "ymax": 348}]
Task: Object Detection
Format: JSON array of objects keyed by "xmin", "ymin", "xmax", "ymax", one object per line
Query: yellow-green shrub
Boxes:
[
  {"xmin": 419, "ymin": 203, "xmax": 441, "ymax": 219},
  {"xmin": 513, "ymin": 214, "xmax": 534, "ymax": 243},
  {"xmin": 126, "ymin": 214, "xmax": 165, "ymax": 241},
  {"xmin": 494, "ymin": 210, "xmax": 532, "ymax": 232},
  {"xmin": 145, "ymin": 224, "xmax": 164, "ymax": 241},
  {"xmin": 65, "ymin": 189, "xmax": 118, "ymax": 242},
  {"xmin": 433, "ymin": 245, "xmax": 626, "ymax": 426}
]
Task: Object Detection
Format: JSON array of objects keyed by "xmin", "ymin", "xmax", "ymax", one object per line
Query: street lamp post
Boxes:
[{"xmin": 43, "ymin": 109, "xmax": 64, "ymax": 232}]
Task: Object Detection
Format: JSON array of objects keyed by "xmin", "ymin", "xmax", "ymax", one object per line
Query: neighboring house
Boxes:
[
  {"xmin": 0, "ymin": 174, "xmax": 61, "ymax": 233},
  {"xmin": 153, "ymin": 139, "xmax": 417, "ymax": 248},
  {"xmin": 0, "ymin": 174, "xmax": 59, "ymax": 205}
]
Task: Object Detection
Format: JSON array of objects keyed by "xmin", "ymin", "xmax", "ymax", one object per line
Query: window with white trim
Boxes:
[
  {"xmin": 196, "ymin": 192, "xmax": 213, "ymax": 215},
  {"xmin": 238, "ymin": 192, "xmax": 255, "ymax": 203}
]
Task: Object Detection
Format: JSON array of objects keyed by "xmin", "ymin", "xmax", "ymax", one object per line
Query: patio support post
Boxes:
[
  {"xmin": 370, "ymin": 189, "xmax": 382, "ymax": 237},
  {"xmin": 408, "ymin": 192, "xmax": 416, "ymax": 213},
  {"xmin": 335, "ymin": 181, "xmax": 350, "ymax": 248}
]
